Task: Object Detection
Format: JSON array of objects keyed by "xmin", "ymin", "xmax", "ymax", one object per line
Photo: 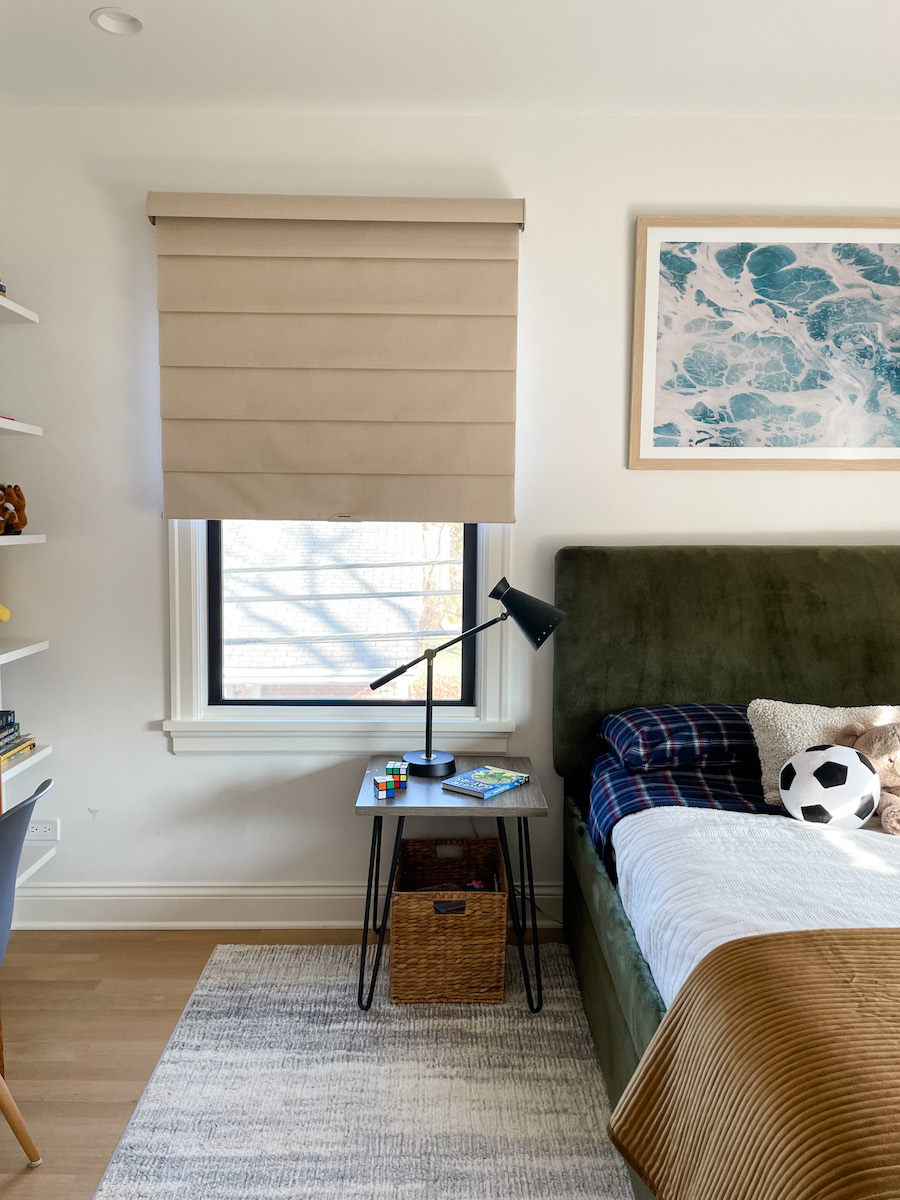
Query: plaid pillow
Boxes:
[{"xmin": 600, "ymin": 703, "xmax": 758, "ymax": 772}]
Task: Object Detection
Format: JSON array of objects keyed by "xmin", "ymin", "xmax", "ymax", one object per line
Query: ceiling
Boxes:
[{"xmin": 1, "ymin": 0, "xmax": 898, "ymax": 116}]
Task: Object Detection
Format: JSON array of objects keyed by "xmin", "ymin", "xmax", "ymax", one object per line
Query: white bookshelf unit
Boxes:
[
  {"xmin": 0, "ymin": 292, "xmax": 50, "ymax": 788},
  {"xmin": 0, "ymin": 535, "xmax": 46, "ymax": 547},
  {"xmin": 0, "ymin": 296, "xmax": 39, "ymax": 326},
  {"xmin": 3, "ymin": 744, "xmax": 52, "ymax": 783},
  {"xmin": 0, "ymin": 419, "xmax": 42, "ymax": 437},
  {"xmin": 0, "ymin": 638, "xmax": 49, "ymax": 667}
]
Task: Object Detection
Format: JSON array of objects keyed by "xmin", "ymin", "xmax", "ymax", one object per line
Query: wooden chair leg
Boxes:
[
  {"xmin": 0, "ymin": 1072, "xmax": 40, "ymax": 1166},
  {"xmin": 0, "ymin": 984, "xmax": 6, "ymax": 1078}
]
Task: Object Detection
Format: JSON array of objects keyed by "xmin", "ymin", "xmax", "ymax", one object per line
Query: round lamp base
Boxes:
[{"xmin": 403, "ymin": 750, "xmax": 456, "ymax": 778}]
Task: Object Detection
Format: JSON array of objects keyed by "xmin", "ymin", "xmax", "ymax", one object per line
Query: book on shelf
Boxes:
[
  {"xmin": 0, "ymin": 723, "xmax": 21, "ymax": 747},
  {"xmin": 441, "ymin": 766, "xmax": 530, "ymax": 799},
  {"xmin": 0, "ymin": 735, "xmax": 35, "ymax": 767},
  {"xmin": 0, "ymin": 710, "xmax": 15, "ymax": 731}
]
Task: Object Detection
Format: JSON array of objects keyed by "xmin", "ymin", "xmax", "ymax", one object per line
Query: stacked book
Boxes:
[{"xmin": 0, "ymin": 710, "xmax": 36, "ymax": 768}]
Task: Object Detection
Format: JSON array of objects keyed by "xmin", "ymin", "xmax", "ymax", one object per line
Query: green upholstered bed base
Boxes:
[
  {"xmin": 564, "ymin": 799, "xmax": 663, "ymax": 1200},
  {"xmin": 553, "ymin": 545, "xmax": 900, "ymax": 1200}
]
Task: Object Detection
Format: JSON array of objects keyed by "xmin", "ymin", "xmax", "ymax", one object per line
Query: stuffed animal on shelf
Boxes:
[
  {"xmin": 0, "ymin": 485, "xmax": 27, "ymax": 535},
  {"xmin": 836, "ymin": 721, "xmax": 900, "ymax": 835}
]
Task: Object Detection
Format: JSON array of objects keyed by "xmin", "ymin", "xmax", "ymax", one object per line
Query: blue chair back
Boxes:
[{"xmin": 0, "ymin": 780, "xmax": 53, "ymax": 967}]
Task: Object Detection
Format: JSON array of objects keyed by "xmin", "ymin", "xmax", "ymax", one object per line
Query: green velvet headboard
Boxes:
[{"xmin": 553, "ymin": 545, "xmax": 900, "ymax": 797}]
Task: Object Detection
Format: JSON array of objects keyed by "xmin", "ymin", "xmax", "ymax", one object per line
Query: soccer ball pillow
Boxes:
[{"xmin": 779, "ymin": 744, "xmax": 880, "ymax": 829}]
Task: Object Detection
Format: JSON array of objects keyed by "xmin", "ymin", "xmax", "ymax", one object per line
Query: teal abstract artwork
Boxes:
[{"xmin": 644, "ymin": 232, "xmax": 900, "ymax": 458}]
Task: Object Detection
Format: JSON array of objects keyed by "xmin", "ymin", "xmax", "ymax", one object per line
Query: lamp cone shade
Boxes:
[{"xmin": 489, "ymin": 577, "xmax": 566, "ymax": 649}]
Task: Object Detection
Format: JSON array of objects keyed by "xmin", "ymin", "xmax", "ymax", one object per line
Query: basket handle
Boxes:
[
  {"xmin": 433, "ymin": 900, "xmax": 467, "ymax": 915},
  {"xmin": 434, "ymin": 844, "xmax": 464, "ymax": 860}
]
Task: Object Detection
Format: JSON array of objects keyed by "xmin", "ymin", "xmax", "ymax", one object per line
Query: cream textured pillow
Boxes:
[{"xmin": 748, "ymin": 699, "xmax": 900, "ymax": 806}]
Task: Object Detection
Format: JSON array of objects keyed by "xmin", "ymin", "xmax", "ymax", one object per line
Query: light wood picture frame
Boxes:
[{"xmin": 629, "ymin": 215, "xmax": 900, "ymax": 470}]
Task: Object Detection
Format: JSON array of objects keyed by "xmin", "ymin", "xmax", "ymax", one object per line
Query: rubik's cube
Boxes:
[
  {"xmin": 385, "ymin": 761, "xmax": 409, "ymax": 788},
  {"xmin": 373, "ymin": 775, "xmax": 395, "ymax": 799}
]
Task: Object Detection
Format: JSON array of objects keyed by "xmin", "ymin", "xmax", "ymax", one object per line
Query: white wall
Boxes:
[{"xmin": 1, "ymin": 107, "xmax": 898, "ymax": 927}]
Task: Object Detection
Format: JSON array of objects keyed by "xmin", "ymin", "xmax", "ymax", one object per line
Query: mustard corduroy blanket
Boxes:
[{"xmin": 609, "ymin": 928, "xmax": 900, "ymax": 1200}]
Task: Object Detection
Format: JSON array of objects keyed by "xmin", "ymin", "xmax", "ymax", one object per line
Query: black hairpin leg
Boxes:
[
  {"xmin": 497, "ymin": 816, "xmax": 543, "ymax": 1013},
  {"xmin": 517, "ymin": 818, "xmax": 527, "ymax": 928},
  {"xmin": 358, "ymin": 816, "xmax": 405, "ymax": 1011},
  {"xmin": 371, "ymin": 817, "xmax": 384, "ymax": 935}
]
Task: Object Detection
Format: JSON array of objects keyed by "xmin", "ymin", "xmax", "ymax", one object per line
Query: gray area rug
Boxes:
[{"xmin": 94, "ymin": 944, "xmax": 632, "ymax": 1200}]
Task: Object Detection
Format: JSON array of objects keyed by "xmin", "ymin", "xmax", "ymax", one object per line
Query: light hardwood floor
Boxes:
[
  {"xmin": 0, "ymin": 929, "xmax": 365, "ymax": 1200},
  {"xmin": 0, "ymin": 927, "xmax": 563, "ymax": 1199}
]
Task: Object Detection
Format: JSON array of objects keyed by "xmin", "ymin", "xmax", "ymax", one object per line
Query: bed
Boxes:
[{"xmin": 553, "ymin": 545, "xmax": 900, "ymax": 1200}]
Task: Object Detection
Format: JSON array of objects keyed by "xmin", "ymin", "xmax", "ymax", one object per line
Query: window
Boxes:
[
  {"xmin": 207, "ymin": 521, "xmax": 477, "ymax": 706},
  {"xmin": 165, "ymin": 520, "xmax": 513, "ymax": 754}
]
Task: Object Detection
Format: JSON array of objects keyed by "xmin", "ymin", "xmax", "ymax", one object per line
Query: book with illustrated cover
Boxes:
[{"xmin": 441, "ymin": 766, "xmax": 530, "ymax": 799}]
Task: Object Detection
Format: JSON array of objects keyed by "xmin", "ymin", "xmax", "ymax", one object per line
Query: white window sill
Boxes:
[{"xmin": 162, "ymin": 714, "xmax": 515, "ymax": 755}]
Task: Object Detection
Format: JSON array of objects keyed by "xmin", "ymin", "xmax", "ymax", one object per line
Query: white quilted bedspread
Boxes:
[{"xmin": 611, "ymin": 807, "xmax": 900, "ymax": 1007}]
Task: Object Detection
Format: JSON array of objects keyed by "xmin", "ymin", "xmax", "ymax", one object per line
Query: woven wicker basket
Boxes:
[{"xmin": 389, "ymin": 838, "xmax": 508, "ymax": 1004}]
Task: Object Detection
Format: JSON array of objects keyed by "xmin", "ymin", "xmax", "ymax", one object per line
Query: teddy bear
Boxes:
[
  {"xmin": 0, "ymin": 485, "xmax": 27, "ymax": 535},
  {"xmin": 836, "ymin": 721, "xmax": 900, "ymax": 835}
]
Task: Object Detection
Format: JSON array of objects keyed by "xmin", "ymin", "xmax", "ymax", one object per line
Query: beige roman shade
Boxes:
[{"xmin": 146, "ymin": 193, "xmax": 524, "ymax": 522}]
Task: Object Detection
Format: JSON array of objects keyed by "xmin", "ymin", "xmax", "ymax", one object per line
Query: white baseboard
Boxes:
[{"xmin": 12, "ymin": 881, "xmax": 564, "ymax": 930}]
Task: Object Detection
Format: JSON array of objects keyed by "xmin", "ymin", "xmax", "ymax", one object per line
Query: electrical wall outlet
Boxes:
[{"xmin": 25, "ymin": 818, "xmax": 60, "ymax": 842}]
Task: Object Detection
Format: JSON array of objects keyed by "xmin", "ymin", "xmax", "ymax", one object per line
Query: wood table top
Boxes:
[{"xmin": 355, "ymin": 755, "xmax": 548, "ymax": 818}]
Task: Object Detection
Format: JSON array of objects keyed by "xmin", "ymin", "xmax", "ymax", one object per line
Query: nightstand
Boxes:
[{"xmin": 355, "ymin": 754, "xmax": 548, "ymax": 1012}]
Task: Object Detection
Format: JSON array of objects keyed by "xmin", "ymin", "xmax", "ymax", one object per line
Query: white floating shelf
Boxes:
[
  {"xmin": 0, "ymin": 639, "xmax": 49, "ymax": 666},
  {"xmin": 0, "ymin": 419, "xmax": 42, "ymax": 436},
  {"xmin": 2, "ymin": 743, "xmax": 52, "ymax": 782},
  {"xmin": 0, "ymin": 297, "xmax": 39, "ymax": 325},
  {"xmin": 0, "ymin": 535, "xmax": 46, "ymax": 547},
  {"xmin": 16, "ymin": 843, "xmax": 55, "ymax": 886}
]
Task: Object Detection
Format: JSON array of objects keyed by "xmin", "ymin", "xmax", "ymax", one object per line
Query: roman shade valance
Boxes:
[{"xmin": 147, "ymin": 192, "xmax": 525, "ymax": 522}]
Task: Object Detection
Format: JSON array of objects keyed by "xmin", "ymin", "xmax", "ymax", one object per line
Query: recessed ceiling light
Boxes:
[{"xmin": 89, "ymin": 7, "xmax": 143, "ymax": 35}]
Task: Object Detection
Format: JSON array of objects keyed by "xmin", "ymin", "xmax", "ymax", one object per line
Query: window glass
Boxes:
[{"xmin": 208, "ymin": 521, "xmax": 475, "ymax": 704}]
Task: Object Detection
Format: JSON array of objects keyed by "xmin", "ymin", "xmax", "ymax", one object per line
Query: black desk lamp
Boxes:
[{"xmin": 369, "ymin": 577, "xmax": 567, "ymax": 778}]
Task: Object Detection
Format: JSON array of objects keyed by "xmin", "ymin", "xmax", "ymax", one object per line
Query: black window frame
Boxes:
[{"xmin": 207, "ymin": 520, "xmax": 478, "ymax": 707}]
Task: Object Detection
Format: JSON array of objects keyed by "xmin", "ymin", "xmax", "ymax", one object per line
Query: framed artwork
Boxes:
[{"xmin": 630, "ymin": 215, "xmax": 900, "ymax": 469}]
